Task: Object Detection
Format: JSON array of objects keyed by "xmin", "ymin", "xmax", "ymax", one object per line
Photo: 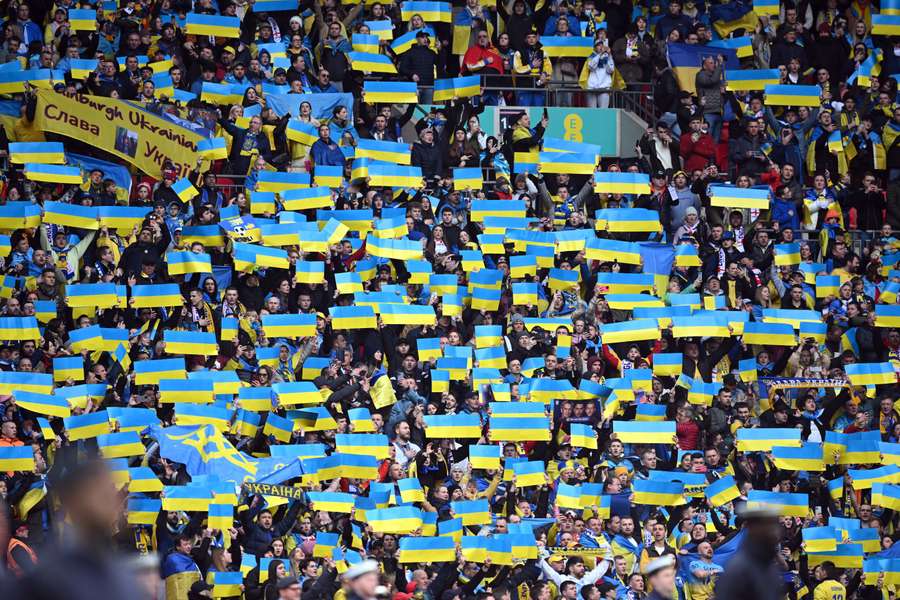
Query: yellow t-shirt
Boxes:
[{"xmin": 813, "ymin": 580, "xmax": 846, "ymax": 600}]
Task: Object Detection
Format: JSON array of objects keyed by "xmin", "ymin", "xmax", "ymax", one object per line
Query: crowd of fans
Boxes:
[{"xmin": 0, "ymin": 0, "xmax": 897, "ymax": 600}]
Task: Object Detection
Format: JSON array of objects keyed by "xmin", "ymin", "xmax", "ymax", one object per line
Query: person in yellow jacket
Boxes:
[{"xmin": 512, "ymin": 28, "xmax": 552, "ymax": 106}]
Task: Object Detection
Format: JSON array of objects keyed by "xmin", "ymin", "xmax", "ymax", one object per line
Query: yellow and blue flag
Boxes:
[
  {"xmin": 708, "ymin": 185, "xmax": 771, "ymax": 210},
  {"xmin": 633, "ymin": 479, "xmax": 685, "ymax": 506},
  {"xmin": 737, "ymin": 428, "xmax": 802, "ymax": 452},
  {"xmin": 363, "ymin": 81, "xmax": 419, "ymax": 103},
  {"xmin": 725, "ymin": 68, "xmax": 780, "ymax": 91},
  {"xmin": 9, "ymin": 142, "xmax": 65, "ymax": 164},
  {"xmin": 432, "ymin": 75, "xmax": 481, "ymax": 102},
  {"xmin": 747, "ymin": 490, "xmax": 809, "ymax": 517},
  {"xmin": 185, "ymin": 13, "xmax": 240, "ymax": 37},
  {"xmin": 764, "ymin": 84, "xmax": 822, "ymax": 107}
]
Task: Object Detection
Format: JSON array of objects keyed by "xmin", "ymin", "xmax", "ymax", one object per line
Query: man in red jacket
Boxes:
[{"xmin": 680, "ymin": 115, "xmax": 717, "ymax": 172}]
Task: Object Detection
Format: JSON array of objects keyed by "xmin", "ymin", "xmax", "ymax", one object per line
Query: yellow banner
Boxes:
[{"xmin": 34, "ymin": 89, "xmax": 205, "ymax": 178}]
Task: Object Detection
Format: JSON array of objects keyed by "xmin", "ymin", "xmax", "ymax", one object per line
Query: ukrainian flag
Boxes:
[
  {"xmin": 881, "ymin": 442, "xmax": 900, "ymax": 466},
  {"xmin": 64, "ymin": 410, "xmax": 109, "ymax": 441},
  {"xmin": 512, "ymin": 461, "xmax": 546, "ymax": 487},
  {"xmin": 256, "ymin": 171, "xmax": 311, "ymax": 192},
  {"xmin": 670, "ymin": 315, "xmax": 729, "ymax": 338},
  {"xmin": 356, "ymin": 138, "xmax": 411, "ymax": 164},
  {"xmin": 675, "ymin": 243, "xmax": 702, "ymax": 267},
  {"xmin": 636, "ymin": 403, "xmax": 668, "ymax": 422},
  {"xmin": 742, "ymin": 321, "xmax": 796, "ymax": 346},
  {"xmin": 170, "ymin": 178, "xmax": 197, "ymax": 203},
  {"xmin": 200, "ymin": 81, "xmax": 237, "ymax": 105},
  {"xmin": 876, "ymin": 305, "xmax": 900, "ymax": 328},
  {"xmin": 477, "ymin": 232, "xmax": 505, "ymax": 254},
  {"xmin": 583, "ymin": 237, "xmax": 642, "ymax": 265},
  {"xmin": 541, "ymin": 36, "xmax": 594, "ymax": 57},
  {"xmin": 807, "ymin": 544, "xmax": 865, "ymax": 569},
  {"xmin": 398, "ymin": 536, "xmax": 455, "ymax": 563},
  {"xmin": 569, "ymin": 423, "xmax": 597, "ymax": 449},
  {"xmin": 282, "ymin": 186, "xmax": 334, "ymax": 211},
  {"xmin": 633, "ymin": 479, "xmax": 685, "ymax": 506},
  {"xmin": 366, "ymin": 506, "xmax": 423, "ymax": 533},
  {"xmin": 166, "ymin": 250, "xmax": 212, "ymax": 275},
  {"xmin": 336, "ymin": 433, "xmax": 390, "ymax": 459},
  {"xmin": 845, "ymin": 362, "xmax": 896, "ymax": 386},
  {"xmin": 0, "ymin": 69, "xmax": 66, "ymax": 94},
  {"xmin": 109, "ymin": 407, "xmax": 158, "ymax": 433},
  {"xmin": 0, "ymin": 316, "xmax": 39, "ymax": 341},
  {"xmin": 600, "ymin": 319, "xmax": 660, "ymax": 344},
  {"xmin": 849, "ymin": 528, "xmax": 881, "ymax": 553},
  {"xmin": 67, "ymin": 8, "xmax": 97, "ymax": 31},
  {"xmin": 52, "ymin": 355, "xmax": 84, "ymax": 383},
  {"xmin": 234, "ymin": 410, "xmax": 261, "ymax": 437},
  {"xmin": 803, "ymin": 526, "xmax": 838, "ymax": 553},
  {"xmin": 285, "ymin": 119, "xmax": 319, "ymax": 146},
  {"xmin": 310, "ymin": 166, "xmax": 342, "ymax": 189},
  {"xmin": 708, "ymin": 185, "xmax": 771, "ymax": 210},
  {"xmin": 704, "ymin": 475, "xmax": 740, "ymax": 507},
  {"xmin": 736, "ymin": 357, "xmax": 757, "ymax": 382},
  {"xmin": 847, "ymin": 465, "xmax": 900, "ymax": 490},
  {"xmin": 470, "ymin": 200, "xmax": 526, "ymax": 222},
  {"xmin": 0, "ymin": 446, "xmax": 34, "ymax": 471},
  {"xmin": 469, "ymin": 445, "xmax": 500, "ymax": 470},
  {"xmin": 159, "ymin": 379, "xmax": 214, "ymax": 404},
  {"xmin": 450, "ymin": 498, "xmax": 491, "ymax": 525},
  {"xmin": 97, "ymin": 431, "xmax": 145, "ymax": 458},
  {"xmin": 538, "ymin": 151, "xmax": 597, "ymax": 175},
  {"xmin": 131, "ymin": 283, "xmax": 184, "ymax": 308},
  {"xmin": 432, "ymin": 75, "xmax": 482, "ymax": 102},
  {"xmin": 747, "ymin": 490, "xmax": 809, "ymax": 517},
  {"xmin": 401, "ymin": 1, "xmax": 452, "ymax": 23},
  {"xmin": 595, "ymin": 208, "xmax": 662, "ymax": 233},
  {"xmin": 164, "ymin": 330, "xmax": 217, "ymax": 355},
  {"xmin": 489, "ymin": 416, "xmax": 550, "ymax": 442},
  {"xmin": 97, "ymin": 206, "xmax": 150, "ymax": 232},
  {"xmin": 261, "ymin": 313, "xmax": 317, "ymax": 339},
  {"xmin": 614, "ymin": 421, "xmax": 675, "ymax": 444},
  {"xmin": 396, "ymin": 477, "xmax": 425, "ymax": 504},
  {"xmin": 0, "ymin": 202, "xmax": 41, "ymax": 230},
  {"xmin": 872, "ymin": 14, "xmax": 900, "ymax": 35},
  {"xmin": 815, "ymin": 275, "xmax": 840, "ymax": 298},
  {"xmin": 753, "ymin": 0, "xmax": 779, "ymax": 16},
  {"xmin": 330, "ymin": 305, "xmax": 376, "ymax": 330},
  {"xmin": 9, "ymin": 142, "xmax": 65, "ymax": 164},
  {"xmin": 774, "ymin": 242, "xmax": 801, "ymax": 266},
  {"xmin": 366, "ymin": 236, "xmax": 424, "ymax": 261},
  {"xmin": 772, "ymin": 442, "xmax": 824, "ymax": 471},
  {"xmin": 737, "ymin": 427, "xmax": 801, "ymax": 452},
  {"xmin": 379, "ymin": 304, "xmax": 435, "ymax": 326},
  {"xmin": 453, "ymin": 167, "xmax": 483, "ymax": 190},
  {"xmin": 710, "ymin": 3, "xmax": 759, "ymax": 37},
  {"xmin": 764, "ymin": 84, "xmax": 822, "ymax": 107},
  {"xmin": 348, "ymin": 51, "xmax": 397, "ymax": 73},
  {"xmin": 43, "ymin": 200, "xmax": 99, "ymax": 228},
  {"xmin": 261, "ymin": 411, "xmax": 293, "ymax": 443},
  {"xmin": 179, "ymin": 225, "xmax": 223, "ymax": 248},
  {"xmin": 127, "ymin": 498, "xmax": 162, "ymax": 525},
  {"xmin": 725, "ymin": 68, "xmax": 780, "ymax": 91},
  {"xmin": 474, "ymin": 345, "xmax": 506, "ymax": 370},
  {"xmin": 307, "ymin": 491, "xmax": 355, "ymax": 513},
  {"xmin": 708, "ymin": 36, "xmax": 753, "ymax": 58},
  {"xmin": 128, "ymin": 467, "xmax": 163, "ymax": 493},
  {"xmin": 134, "ymin": 358, "xmax": 185, "ymax": 385},
  {"xmin": 872, "ymin": 482, "xmax": 900, "ymax": 510},
  {"xmin": 490, "ymin": 402, "xmax": 543, "ymax": 419},
  {"xmin": 424, "ymin": 414, "xmax": 482, "ymax": 438},
  {"xmin": 185, "ymin": 13, "xmax": 240, "ymax": 37},
  {"xmin": 68, "ymin": 58, "xmax": 98, "ymax": 79},
  {"xmin": 554, "ymin": 482, "xmax": 583, "ymax": 509},
  {"xmin": 362, "ymin": 81, "xmax": 419, "ymax": 104},
  {"xmin": 197, "ymin": 137, "xmax": 228, "ymax": 160},
  {"xmin": 352, "ymin": 33, "xmax": 381, "ymax": 54}
]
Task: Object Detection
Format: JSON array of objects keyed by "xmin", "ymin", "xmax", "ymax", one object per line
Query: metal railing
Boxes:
[{"xmin": 411, "ymin": 75, "xmax": 657, "ymax": 124}]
